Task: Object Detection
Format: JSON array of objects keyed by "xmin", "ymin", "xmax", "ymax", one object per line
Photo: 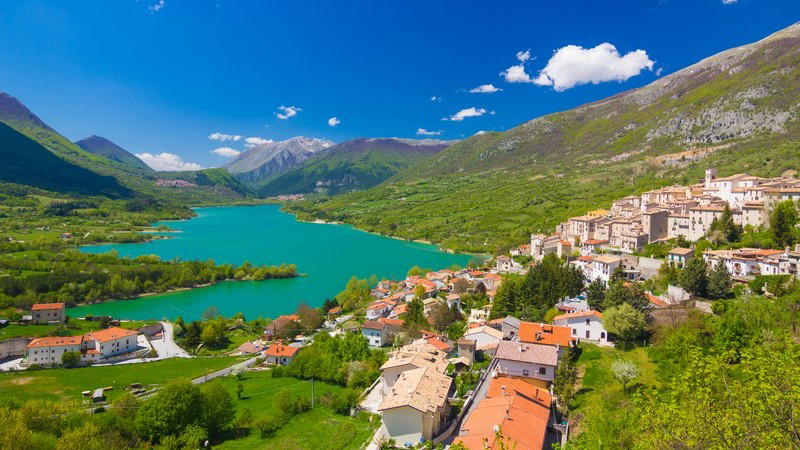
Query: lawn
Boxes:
[
  {"xmin": 568, "ymin": 344, "xmax": 659, "ymax": 442},
  {"xmin": 0, "ymin": 356, "xmax": 242, "ymax": 404},
  {"xmin": 213, "ymin": 371, "xmax": 380, "ymax": 449},
  {"xmin": 0, "ymin": 319, "xmax": 152, "ymax": 340}
]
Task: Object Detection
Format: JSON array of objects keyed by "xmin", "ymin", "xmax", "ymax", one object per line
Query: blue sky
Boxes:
[{"xmin": 0, "ymin": 0, "xmax": 797, "ymax": 170}]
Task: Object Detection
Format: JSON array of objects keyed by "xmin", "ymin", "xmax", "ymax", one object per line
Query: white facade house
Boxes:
[
  {"xmin": 380, "ymin": 342, "xmax": 449, "ymax": 397},
  {"xmin": 668, "ymin": 247, "xmax": 694, "ymax": 268},
  {"xmin": 495, "ymin": 256, "xmax": 523, "ymax": 274},
  {"xmin": 362, "ymin": 318, "xmax": 404, "ymax": 348},
  {"xmin": 552, "ymin": 310, "xmax": 609, "ymax": 344},
  {"xmin": 25, "ymin": 327, "xmax": 139, "ymax": 366},
  {"xmin": 493, "ymin": 341, "xmax": 559, "ymax": 385},
  {"xmin": 589, "ymin": 255, "xmax": 622, "ymax": 286},
  {"xmin": 468, "ymin": 305, "xmax": 492, "ymax": 324}
]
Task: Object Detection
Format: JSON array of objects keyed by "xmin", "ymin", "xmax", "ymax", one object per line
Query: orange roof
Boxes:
[
  {"xmin": 486, "ymin": 376, "xmax": 551, "ymax": 408},
  {"xmin": 426, "ymin": 337, "xmax": 452, "ymax": 351},
  {"xmin": 86, "ymin": 327, "xmax": 138, "ymax": 343},
  {"xmin": 279, "ymin": 314, "xmax": 300, "ymax": 321},
  {"xmin": 577, "ymin": 255, "xmax": 593, "ymax": 262},
  {"xmin": 455, "ymin": 377, "xmax": 550, "ymax": 450},
  {"xmin": 31, "ymin": 302, "xmax": 65, "ymax": 311},
  {"xmin": 328, "ymin": 307, "xmax": 342, "ymax": 314},
  {"xmin": 552, "ymin": 310, "xmax": 602, "ymax": 322},
  {"xmin": 647, "ymin": 294, "xmax": 668, "ymax": 308},
  {"xmin": 378, "ymin": 317, "xmax": 405, "ymax": 328},
  {"xmin": 393, "ymin": 304, "xmax": 408, "ymax": 315},
  {"xmin": 468, "ymin": 270, "xmax": 485, "ymax": 277},
  {"xmin": 583, "ymin": 239, "xmax": 608, "ymax": 245},
  {"xmin": 519, "ymin": 322, "xmax": 575, "ymax": 347},
  {"xmin": 265, "ymin": 344, "xmax": 299, "ymax": 357},
  {"xmin": 27, "ymin": 335, "xmax": 83, "ymax": 348}
]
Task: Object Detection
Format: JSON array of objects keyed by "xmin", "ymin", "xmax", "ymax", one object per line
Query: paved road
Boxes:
[{"xmin": 191, "ymin": 356, "xmax": 260, "ymax": 385}]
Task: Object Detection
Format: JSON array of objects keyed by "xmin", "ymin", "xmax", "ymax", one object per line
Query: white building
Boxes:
[
  {"xmin": 380, "ymin": 342, "xmax": 449, "ymax": 397},
  {"xmin": 493, "ymin": 340, "xmax": 559, "ymax": 386},
  {"xmin": 462, "ymin": 325, "xmax": 503, "ymax": 352},
  {"xmin": 25, "ymin": 327, "xmax": 139, "ymax": 366},
  {"xmin": 589, "ymin": 255, "xmax": 622, "ymax": 286},
  {"xmin": 552, "ymin": 310, "xmax": 609, "ymax": 344}
]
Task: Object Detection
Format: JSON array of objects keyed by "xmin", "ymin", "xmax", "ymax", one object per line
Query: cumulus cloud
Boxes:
[
  {"xmin": 430, "ymin": 96, "xmax": 442, "ymax": 102},
  {"xmin": 502, "ymin": 43, "xmax": 654, "ymax": 91},
  {"xmin": 516, "ymin": 50, "xmax": 531, "ymax": 62},
  {"xmin": 245, "ymin": 136, "xmax": 273, "ymax": 147},
  {"xmin": 328, "ymin": 117, "xmax": 340, "ymax": 127},
  {"xmin": 275, "ymin": 105, "xmax": 301, "ymax": 120},
  {"xmin": 211, "ymin": 147, "xmax": 241, "ymax": 157},
  {"xmin": 722, "ymin": 0, "xmax": 737, "ymax": 4},
  {"xmin": 135, "ymin": 152, "xmax": 202, "ymax": 171},
  {"xmin": 416, "ymin": 128, "xmax": 442, "ymax": 136},
  {"xmin": 149, "ymin": 0, "xmax": 166, "ymax": 13},
  {"xmin": 469, "ymin": 84, "xmax": 502, "ymax": 94},
  {"xmin": 208, "ymin": 132, "xmax": 241, "ymax": 142},
  {"xmin": 443, "ymin": 107, "xmax": 489, "ymax": 122}
]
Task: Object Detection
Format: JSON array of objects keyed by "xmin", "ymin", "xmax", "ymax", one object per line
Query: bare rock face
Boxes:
[{"xmin": 224, "ymin": 137, "xmax": 335, "ymax": 184}]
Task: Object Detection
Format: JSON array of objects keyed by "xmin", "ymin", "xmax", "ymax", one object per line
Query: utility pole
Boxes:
[{"xmin": 311, "ymin": 377, "xmax": 315, "ymax": 408}]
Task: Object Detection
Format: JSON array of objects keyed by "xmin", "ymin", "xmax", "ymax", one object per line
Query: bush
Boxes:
[
  {"xmin": 275, "ymin": 391, "xmax": 310, "ymax": 417},
  {"xmin": 254, "ymin": 413, "xmax": 285, "ymax": 438}
]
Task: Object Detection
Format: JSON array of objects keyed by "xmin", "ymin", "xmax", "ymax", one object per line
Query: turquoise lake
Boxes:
[{"xmin": 72, "ymin": 205, "xmax": 472, "ymax": 321}]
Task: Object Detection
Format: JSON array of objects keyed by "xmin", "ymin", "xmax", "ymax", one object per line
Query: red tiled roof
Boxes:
[
  {"xmin": 31, "ymin": 303, "xmax": 65, "ymax": 311},
  {"xmin": 363, "ymin": 320, "xmax": 385, "ymax": 330},
  {"xmin": 86, "ymin": 327, "xmax": 138, "ymax": 343},
  {"xmin": 265, "ymin": 344, "xmax": 299, "ymax": 357},
  {"xmin": 27, "ymin": 335, "xmax": 83, "ymax": 348},
  {"xmin": 426, "ymin": 337, "xmax": 452, "ymax": 351},
  {"xmin": 518, "ymin": 322, "xmax": 575, "ymax": 347},
  {"xmin": 378, "ymin": 318, "xmax": 405, "ymax": 328},
  {"xmin": 647, "ymin": 294, "xmax": 668, "ymax": 308}
]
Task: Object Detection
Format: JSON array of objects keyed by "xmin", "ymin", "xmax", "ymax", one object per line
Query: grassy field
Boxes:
[
  {"xmin": 213, "ymin": 371, "xmax": 380, "ymax": 449},
  {"xmin": 0, "ymin": 356, "xmax": 241, "ymax": 404},
  {"xmin": 0, "ymin": 319, "xmax": 152, "ymax": 340},
  {"xmin": 568, "ymin": 344, "xmax": 659, "ymax": 443}
]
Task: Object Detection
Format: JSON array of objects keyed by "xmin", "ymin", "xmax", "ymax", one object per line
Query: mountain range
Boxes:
[
  {"xmin": 224, "ymin": 137, "xmax": 334, "ymax": 187},
  {"xmin": 287, "ymin": 22, "xmax": 800, "ymax": 252},
  {"xmin": 258, "ymin": 137, "xmax": 455, "ymax": 196}
]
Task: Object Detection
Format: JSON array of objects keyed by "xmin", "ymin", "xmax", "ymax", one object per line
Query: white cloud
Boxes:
[
  {"xmin": 443, "ymin": 107, "xmax": 489, "ymax": 121},
  {"xmin": 211, "ymin": 147, "xmax": 241, "ymax": 157},
  {"xmin": 503, "ymin": 43, "xmax": 654, "ymax": 91},
  {"xmin": 655, "ymin": 67, "xmax": 663, "ymax": 76},
  {"xmin": 208, "ymin": 132, "xmax": 241, "ymax": 142},
  {"xmin": 275, "ymin": 105, "xmax": 301, "ymax": 120},
  {"xmin": 245, "ymin": 136, "xmax": 273, "ymax": 147},
  {"xmin": 149, "ymin": 0, "xmax": 166, "ymax": 13},
  {"xmin": 516, "ymin": 49, "xmax": 531, "ymax": 62},
  {"xmin": 135, "ymin": 152, "xmax": 202, "ymax": 171},
  {"xmin": 416, "ymin": 128, "xmax": 442, "ymax": 136},
  {"xmin": 469, "ymin": 84, "xmax": 502, "ymax": 94},
  {"xmin": 431, "ymin": 96, "xmax": 442, "ymax": 102},
  {"xmin": 328, "ymin": 117, "xmax": 340, "ymax": 127},
  {"xmin": 474, "ymin": 130, "xmax": 487, "ymax": 136},
  {"xmin": 722, "ymin": 0, "xmax": 737, "ymax": 4}
]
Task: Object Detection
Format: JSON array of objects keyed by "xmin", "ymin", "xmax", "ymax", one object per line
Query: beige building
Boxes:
[
  {"xmin": 30, "ymin": 303, "xmax": 66, "ymax": 324},
  {"xmin": 378, "ymin": 365, "xmax": 453, "ymax": 446},
  {"xmin": 25, "ymin": 327, "xmax": 139, "ymax": 366},
  {"xmin": 380, "ymin": 342, "xmax": 448, "ymax": 396}
]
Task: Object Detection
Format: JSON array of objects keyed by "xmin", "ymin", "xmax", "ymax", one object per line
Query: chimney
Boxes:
[{"xmin": 501, "ymin": 385, "xmax": 507, "ymax": 396}]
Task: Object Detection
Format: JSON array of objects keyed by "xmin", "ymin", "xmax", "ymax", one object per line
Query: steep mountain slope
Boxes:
[
  {"xmin": 225, "ymin": 137, "xmax": 334, "ymax": 186},
  {"xmin": 258, "ymin": 138, "xmax": 455, "ymax": 196},
  {"xmin": 75, "ymin": 135, "xmax": 152, "ymax": 171},
  {"xmin": 0, "ymin": 91, "xmax": 252, "ymax": 204},
  {"xmin": 287, "ymin": 23, "xmax": 800, "ymax": 253},
  {"xmin": 0, "ymin": 122, "xmax": 131, "ymax": 197}
]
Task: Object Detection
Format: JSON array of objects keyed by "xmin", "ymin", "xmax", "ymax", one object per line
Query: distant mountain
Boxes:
[
  {"xmin": 75, "ymin": 135, "xmax": 152, "ymax": 171},
  {"xmin": 287, "ymin": 23, "xmax": 800, "ymax": 252},
  {"xmin": 0, "ymin": 91, "xmax": 252, "ymax": 204},
  {"xmin": 0, "ymin": 122, "xmax": 131, "ymax": 197},
  {"xmin": 259, "ymin": 137, "xmax": 455, "ymax": 196},
  {"xmin": 225, "ymin": 136, "xmax": 335, "ymax": 186}
]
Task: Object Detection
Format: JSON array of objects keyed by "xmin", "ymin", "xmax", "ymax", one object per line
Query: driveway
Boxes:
[
  {"xmin": 191, "ymin": 356, "xmax": 259, "ymax": 384},
  {"xmin": 360, "ymin": 379, "xmax": 384, "ymax": 413},
  {"xmin": 0, "ymin": 357, "xmax": 23, "ymax": 371},
  {"xmin": 150, "ymin": 322, "xmax": 190, "ymax": 359}
]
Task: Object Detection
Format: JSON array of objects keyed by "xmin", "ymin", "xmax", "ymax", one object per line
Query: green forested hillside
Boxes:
[
  {"xmin": 0, "ymin": 122, "xmax": 131, "ymax": 198},
  {"xmin": 287, "ymin": 24, "xmax": 800, "ymax": 252},
  {"xmin": 258, "ymin": 138, "xmax": 452, "ymax": 196}
]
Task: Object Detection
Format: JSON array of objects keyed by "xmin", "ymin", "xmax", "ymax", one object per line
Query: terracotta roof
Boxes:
[
  {"xmin": 647, "ymin": 294, "xmax": 668, "ymax": 308},
  {"xmin": 518, "ymin": 322, "xmax": 575, "ymax": 347},
  {"xmin": 27, "ymin": 335, "xmax": 83, "ymax": 348},
  {"xmin": 495, "ymin": 340, "xmax": 558, "ymax": 366},
  {"xmin": 593, "ymin": 255, "xmax": 621, "ymax": 264},
  {"xmin": 265, "ymin": 343, "xmax": 299, "ymax": 357},
  {"xmin": 426, "ymin": 337, "xmax": 452, "ymax": 352},
  {"xmin": 378, "ymin": 317, "xmax": 405, "ymax": 328},
  {"xmin": 669, "ymin": 247, "xmax": 694, "ymax": 256},
  {"xmin": 31, "ymin": 303, "xmax": 65, "ymax": 311},
  {"xmin": 455, "ymin": 377, "xmax": 550, "ymax": 450},
  {"xmin": 362, "ymin": 320, "xmax": 385, "ymax": 330},
  {"xmin": 378, "ymin": 366, "xmax": 452, "ymax": 413},
  {"xmin": 583, "ymin": 239, "xmax": 608, "ymax": 245},
  {"xmin": 552, "ymin": 310, "xmax": 603, "ymax": 322},
  {"xmin": 380, "ymin": 342, "xmax": 449, "ymax": 372},
  {"xmin": 86, "ymin": 327, "xmax": 138, "ymax": 343},
  {"xmin": 485, "ymin": 376, "xmax": 551, "ymax": 406}
]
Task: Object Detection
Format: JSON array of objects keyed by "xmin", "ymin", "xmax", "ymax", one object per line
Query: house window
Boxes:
[
  {"xmin": 585, "ymin": 330, "xmax": 590, "ymax": 338},
  {"xmin": 522, "ymin": 369, "xmax": 529, "ymax": 376},
  {"xmin": 585, "ymin": 318, "xmax": 590, "ymax": 325},
  {"xmin": 571, "ymin": 328, "xmax": 576, "ymax": 336},
  {"xmin": 539, "ymin": 367, "xmax": 546, "ymax": 375}
]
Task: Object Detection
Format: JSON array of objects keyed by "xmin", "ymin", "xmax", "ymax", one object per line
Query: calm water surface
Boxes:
[{"xmin": 72, "ymin": 205, "xmax": 472, "ymax": 321}]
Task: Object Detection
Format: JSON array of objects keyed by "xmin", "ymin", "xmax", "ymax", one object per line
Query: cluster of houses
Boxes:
[
  {"xmin": 369, "ymin": 306, "xmax": 611, "ymax": 449},
  {"xmin": 21, "ymin": 303, "xmax": 142, "ymax": 366},
  {"xmin": 524, "ymin": 168, "xmax": 800, "ymax": 257}
]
